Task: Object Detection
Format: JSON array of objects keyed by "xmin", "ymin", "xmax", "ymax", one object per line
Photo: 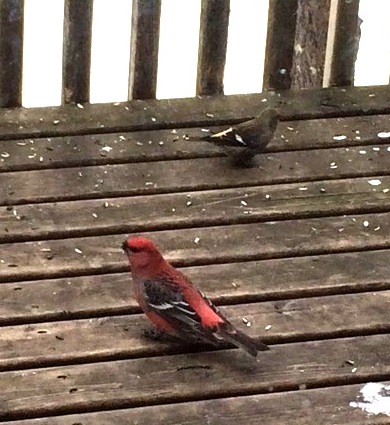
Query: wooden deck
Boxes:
[{"xmin": 0, "ymin": 86, "xmax": 389, "ymax": 424}]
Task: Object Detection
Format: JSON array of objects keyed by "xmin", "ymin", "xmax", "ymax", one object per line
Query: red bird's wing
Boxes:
[{"xmin": 140, "ymin": 276, "xmax": 222, "ymax": 346}]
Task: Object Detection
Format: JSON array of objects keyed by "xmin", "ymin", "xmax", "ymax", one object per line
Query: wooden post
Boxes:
[
  {"xmin": 128, "ymin": 0, "xmax": 161, "ymax": 100},
  {"xmin": 196, "ymin": 0, "xmax": 230, "ymax": 96},
  {"xmin": 263, "ymin": 0, "xmax": 299, "ymax": 90},
  {"xmin": 329, "ymin": 0, "xmax": 361, "ymax": 87},
  {"xmin": 291, "ymin": 0, "xmax": 331, "ymax": 89},
  {"xmin": 0, "ymin": 0, "xmax": 24, "ymax": 108},
  {"xmin": 62, "ymin": 0, "xmax": 93, "ymax": 104}
]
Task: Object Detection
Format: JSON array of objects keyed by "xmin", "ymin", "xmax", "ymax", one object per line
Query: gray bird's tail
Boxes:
[{"xmin": 217, "ymin": 325, "xmax": 269, "ymax": 358}]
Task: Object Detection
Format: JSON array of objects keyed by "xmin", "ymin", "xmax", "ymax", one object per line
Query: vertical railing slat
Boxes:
[
  {"xmin": 62, "ymin": 0, "xmax": 93, "ymax": 104},
  {"xmin": 196, "ymin": 0, "xmax": 230, "ymax": 96},
  {"xmin": 291, "ymin": 0, "xmax": 331, "ymax": 89},
  {"xmin": 128, "ymin": 0, "xmax": 161, "ymax": 100},
  {"xmin": 329, "ymin": 0, "xmax": 361, "ymax": 87},
  {"xmin": 263, "ymin": 0, "xmax": 298, "ymax": 91},
  {"xmin": 0, "ymin": 0, "xmax": 24, "ymax": 108}
]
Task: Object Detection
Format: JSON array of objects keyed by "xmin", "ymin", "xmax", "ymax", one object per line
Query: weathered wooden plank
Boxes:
[
  {"xmin": 196, "ymin": 0, "xmax": 230, "ymax": 96},
  {"xmin": 291, "ymin": 0, "xmax": 331, "ymax": 89},
  {"xmin": 1, "ymin": 249, "xmax": 389, "ymax": 325},
  {"xmin": 0, "ymin": 335, "xmax": 388, "ymax": 420},
  {"xmin": 263, "ymin": 0, "xmax": 298, "ymax": 90},
  {"xmin": 0, "ymin": 86, "xmax": 390, "ymax": 140},
  {"xmin": 0, "ymin": 0, "xmax": 24, "ymax": 107},
  {"xmin": 2, "ymin": 143, "xmax": 390, "ymax": 206},
  {"xmin": 0, "ymin": 291, "xmax": 388, "ymax": 370},
  {"xmin": 1, "ymin": 113, "xmax": 390, "ymax": 172},
  {"xmin": 7, "ymin": 381, "xmax": 390, "ymax": 425},
  {"xmin": 1, "ymin": 212, "xmax": 390, "ymax": 282},
  {"xmin": 2, "ymin": 176, "xmax": 390, "ymax": 243},
  {"xmin": 329, "ymin": 0, "xmax": 361, "ymax": 87},
  {"xmin": 128, "ymin": 0, "xmax": 161, "ymax": 100},
  {"xmin": 62, "ymin": 0, "xmax": 93, "ymax": 104}
]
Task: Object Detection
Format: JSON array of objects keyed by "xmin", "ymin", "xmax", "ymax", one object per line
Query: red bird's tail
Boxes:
[{"xmin": 217, "ymin": 324, "xmax": 269, "ymax": 358}]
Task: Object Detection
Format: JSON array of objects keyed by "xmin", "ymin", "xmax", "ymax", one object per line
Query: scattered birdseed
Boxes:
[
  {"xmin": 101, "ymin": 146, "xmax": 113, "ymax": 152},
  {"xmin": 74, "ymin": 248, "xmax": 83, "ymax": 254},
  {"xmin": 16, "ymin": 142, "xmax": 26, "ymax": 146},
  {"xmin": 145, "ymin": 182, "xmax": 154, "ymax": 186},
  {"xmin": 171, "ymin": 129, "xmax": 177, "ymax": 134},
  {"xmin": 193, "ymin": 237, "xmax": 200, "ymax": 244},
  {"xmin": 40, "ymin": 248, "xmax": 51, "ymax": 253},
  {"xmin": 119, "ymin": 135, "xmax": 126, "ymax": 141},
  {"xmin": 351, "ymin": 367, "xmax": 357, "ymax": 373},
  {"xmin": 186, "ymin": 201, "xmax": 192, "ymax": 207},
  {"xmin": 151, "ymin": 117, "xmax": 157, "ymax": 122},
  {"xmin": 345, "ymin": 359, "xmax": 355, "ymax": 365},
  {"xmin": 136, "ymin": 141, "xmax": 143, "ymax": 146},
  {"xmin": 201, "ymin": 128, "xmax": 210, "ymax": 132},
  {"xmin": 242, "ymin": 317, "xmax": 249, "ymax": 324},
  {"xmin": 240, "ymin": 200, "xmax": 248, "ymax": 206},
  {"xmin": 206, "ymin": 113, "xmax": 214, "ymax": 118},
  {"xmin": 243, "ymin": 211, "xmax": 251, "ymax": 214},
  {"xmin": 76, "ymin": 103, "xmax": 84, "ymax": 109},
  {"xmin": 53, "ymin": 120, "xmax": 60, "ymax": 125},
  {"xmin": 368, "ymin": 93, "xmax": 376, "ymax": 97},
  {"xmin": 92, "ymin": 213, "xmax": 98, "ymax": 218},
  {"xmin": 171, "ymin": 208, "xmax": 176, "ymax": 212},
  {"xmin": 299, "ymin": 187, "xmax": 308, "ymax": 191},
  {"xmin": 39, "ymin": 156, "xmax": 43, "ymax": 162},
  {"xmin": 378, "ymin": 132, "xmax": 390, "ymax": 139},
  {"xmin": 363, "ymin": 221, "xmax": 369, "ymax": 227},
  {"xmin": 287, "ymin": 126, "xmax": 294, "ymax": 131},
  {"xmin": 338, "ymin": 228, "xmax": 344, "ymax": 233},
  {"xmin": 158, "ymin": 141, "xmax": 164, "ymax": 146},
  {"xmin": 265, "ymin": 325, "xmax": 272, "ymax": 330},
  {"xmin": 332, "ymin": 135, "xmax": 347, "ymax": 141},
  {"xmin": 1, "ymin": 152, "xmax": 9, "ymax": 158},
  {"xmin": 78, "ymin": 172, "xmax": 83, "ymax": 177},
  {"xmin": 329, "ymin": 162, "xmax": 338, "ymax": 169},
  {"xmin": 265, "ymin": 194, "xmax": 271, "ymax": 199},
  {"xmin": 320, "ymin": 188, "xmax": 326, "ymax": 193},
  {"xmin": 374, "ymin": 226, "xmax": 381, "ymax": 231},
  {"xmin": 103, "ymin": 201, "xmax": 109, "ymax": 208},
  {"xmin": 355, "ymin": 136, "xmax": 361, "ymax": 140},
  {"xmin": 368, "ymin": 179, "xmax": 382, "ymax": 186},
  {"xmin": 383, "ymin": 188, "xmax": 389, "ymax": 193},
  {"xmin": 359, "ymin": 150, "xmax": 366, "ymax": 155},
  {"xmin": 28, "ymin": 154, "xmax": 36, "ymax": 159},
  {"xmin": 182, "ymin": 134, "xmax": 190, "ymax": 140},
  {"xmin": 231, "ymin": 282, "xmax": 237, "ymax": 288}
]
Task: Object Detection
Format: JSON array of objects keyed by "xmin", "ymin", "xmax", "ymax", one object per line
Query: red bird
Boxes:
[{"xmin": 122, "ymin": 236, "xmax": 269, "ymax": 357}]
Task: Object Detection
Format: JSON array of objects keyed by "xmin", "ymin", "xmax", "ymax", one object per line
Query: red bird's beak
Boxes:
[{"xmin": 122, "ymin": 241, "xmax": 130, "ymax": 255}]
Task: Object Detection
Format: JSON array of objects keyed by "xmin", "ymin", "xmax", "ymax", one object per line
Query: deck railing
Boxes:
[{"xmin": 0, "ymin": 0, "xmax": 366, "ymax": 108}]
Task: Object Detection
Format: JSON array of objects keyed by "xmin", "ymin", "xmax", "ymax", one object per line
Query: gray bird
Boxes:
[{"xmin": 187, "ymin": 108, "xmax": 279, "ymax": 167}]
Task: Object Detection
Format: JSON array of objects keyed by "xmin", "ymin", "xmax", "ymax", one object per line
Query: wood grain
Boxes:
[
  {"xmin": 196, "ymin": 0, "xmax": 230, "ymax": 96},
  {"xmin": 1, "ymin": 176, "xmax": 390, "ymax": 242},
  {"xmin": 62, "ymin": 0, "xmax": 93, "ymax": 104},
  {"xmin": 2, "ymin": 143, "xmax": 390, "ymax": 206},
  {"xmin": 0, "ymin": 0, "xmax": 24, "ymax": 107},
  {"xmin": 0, "ymin": 86, "xmax": 389, "ymax": 140},
  {"xmin": 0, "ymin": 291, "xmax": 388, "ymax": 370},
  {"xmin": 7, "ymin": 381, "xmax": 390, "ymax": 425},
  {"xmin": 0, "ymin": 335, "xmax": 388, "ymax": 420},
  {"xmin": 1, "ymin": 212, "xmax": 390, "ymax": 282},
  {"xmin": 128, "ymin": 0, "xmax": 161, "ymax": 99},
  {"xmin": 1, "ymin": 248, "xmax": 389, "ymax": 325},
  {"xmin": 1, "ymin": 113, "xmax": 390, "ymax": 172}
]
